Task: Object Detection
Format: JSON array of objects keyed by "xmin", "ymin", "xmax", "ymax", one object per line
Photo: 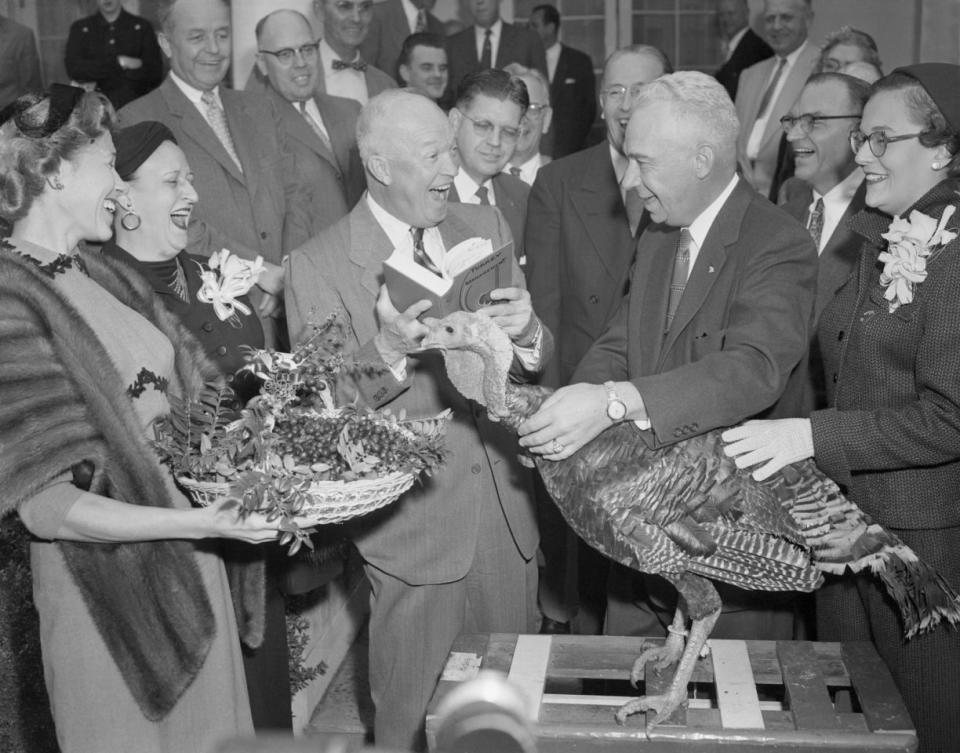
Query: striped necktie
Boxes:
[
  {"xmin": 665, "ymin": 228, "xmax": 692, "ymax": 332},
  {"xmin": 200, "ymin": 90, "xmax": 242, "ymax": 172},
  {"xmin": 299, "ymin": 101, "xmax": 332, "ymax": 152},
  {"xmin": 806, "ymin": 197, "xmax": 824, "ymax": 250},
  {"xmin": 415, "ymin": 8, "xmax": 427, "ymax": 32},
  {"xmin": 479, "ymin": 29, "xmax": 492, "ymax": 69},
  {"xmin": 411, "ymin": 226, "xmax": 442, "ymax": 275}
]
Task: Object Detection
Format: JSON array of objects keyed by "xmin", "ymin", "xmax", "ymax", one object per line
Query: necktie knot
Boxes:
[
  {"xmin": 475, "ymin": 185, "xmax": 490, "ymax": 206},
  {"xmin": 509, "ymin": 166, "xmax": 522, "ymax": 177},
  {"xmin": 332, "ymin": 58, "xmax": 367, "ymax": 71},
  {"xmin": 410, "ymin": 226, "xmax": 442, "ymax": 276}
]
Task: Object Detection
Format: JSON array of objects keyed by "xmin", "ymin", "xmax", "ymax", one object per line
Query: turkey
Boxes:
[{"xmin": 420, "ymin": 310, "xmax": 960, "ymax": 729}]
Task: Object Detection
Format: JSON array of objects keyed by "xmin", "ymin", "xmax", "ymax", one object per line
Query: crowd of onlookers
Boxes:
[{"xmin": 1, "ymin": 1, "xmax": 959, "ymax": 752}]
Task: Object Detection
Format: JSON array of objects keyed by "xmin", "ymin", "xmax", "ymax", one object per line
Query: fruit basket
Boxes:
[{"xmin": 154, "ymin": 312, "xmax": 450, "ymax": 552}]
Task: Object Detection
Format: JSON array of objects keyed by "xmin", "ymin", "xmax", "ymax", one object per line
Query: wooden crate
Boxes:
[{"xmin": 425, "ymin": 634, "xmax": 917, "ymax": 752}]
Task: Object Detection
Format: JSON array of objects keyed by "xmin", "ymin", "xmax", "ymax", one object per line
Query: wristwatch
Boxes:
[{"xmin": 603, "ymin": 381, "xmax": 627, "ymax": 422}]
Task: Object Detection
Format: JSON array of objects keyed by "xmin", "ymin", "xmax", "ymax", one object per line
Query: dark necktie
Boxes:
[
  {"xmin": 624, "ymin": 188, "xmax": 644, "ymax": 237},
  {"xmin": 415, "ymin": 8, "xmax": 427, "ymax": 32},
  {"xmin": 411, "ymin": 226, "xmax": 442, "ymax": 275},
  {"xmin": 332, "ymin": 58, "xmax": 367, "ymax": 72},
  {"xmin": 479, "ymin": 29, "xmax": 492, "ymax": 69},
  {"xmin": 665, "ymin": 228, "xmax": 692, "ymax": 332},
  {"xmin": 475, "ymin": 185, "xmax": 490, "ymax": 206},
  {"xmin": 806, "ymin": 197, "xmax": 825, "ymax": 249},
  {"xmin": 755, "ymin": 57, "xmax": 787, "ymax": 122},
  {"xmin": 509, "ymin": 166, "xmax": 522, "ymax": 178}
]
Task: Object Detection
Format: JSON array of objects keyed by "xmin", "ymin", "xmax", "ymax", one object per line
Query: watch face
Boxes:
[{"xmin": 608, "ymin": 400, "xmax": 627, "ymax": 421}]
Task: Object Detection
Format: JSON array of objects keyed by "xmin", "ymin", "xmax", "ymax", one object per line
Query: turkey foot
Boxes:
[
  {"xmin": 629, "ymin": 607, "xmax": 687, "ymax": 686},
  {"xmin": 614, "ymin": 686, "xmax": 688, "ymax": 728}
]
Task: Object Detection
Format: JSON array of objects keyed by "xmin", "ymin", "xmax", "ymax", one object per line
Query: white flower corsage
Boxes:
[
  {"xmin": 878, "ymin": 206, "xmax": 957, "ymax": 312},
  {"xmin": 196, "ymin": 249, "xmax": 265, "ymax": 322}
]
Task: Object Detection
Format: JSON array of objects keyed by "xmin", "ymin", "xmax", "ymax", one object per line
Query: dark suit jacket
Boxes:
[
  {"xmin": 812, "ymin": 180, "xmax": 960, "ymax": 530},
  {"xmin": 544, "ymin": 44, "xmax": 597, "ymax": 159},
  {"xmin": 284, "ymin": 200, "xmax": 544, "ymax": 584},
  {"xmin": 260, "ymin": 84, "xmax": 350, "ymax": 234},
  {"xmin": 525, "ymin": 141, "xmax": 638, "ymax": 388},
  {"xmin": 573, "ymin": 178, "xmax": 817, "ymax": 448},
  {"xmin": 359, "ymin": 0, "xmax": 444, "ymax": 82},
  {"xmin": 767, "ymin": 179, "xmax": 865, "ymax": 418},
  {"xmin": 0, "ymin": 16, "xmax": 42, "ymax": 109},
  {"xmin": 119, "ymin": 77, "xmax": 312, "ymax": 266},
  {"xmin": 715, "ymin": 28, "xmax": 773, "ymax": 102},
  {"xmin": 445, "ymin": 22, "xmax": 548, "ymax": 94},
  {"xmin": 449, "ymin": 173, "xmax": 529, "ymax": 264}
]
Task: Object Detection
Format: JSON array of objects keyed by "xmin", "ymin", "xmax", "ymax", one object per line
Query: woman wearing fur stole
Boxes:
[{"xmin": 0, "ymin": 86, "xmax": 281, "ymax": 752}]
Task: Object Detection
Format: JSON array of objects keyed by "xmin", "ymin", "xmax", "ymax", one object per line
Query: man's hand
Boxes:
[
  {"xmin": 518, "ymin": 383, "xmax": 610, "ymax": 460},
  {"xmin": 478, "ymin": 286, "xmax": 534, "ymax": 341},
  {"xmin": 117, "ymin": 55, "xmax": 143, "ymax": 70},
  {"xmin": 373, "ymin": 285, "xmax": 433, "ymax": 365},
  {"xmin": 722, "ymin": 418, "xmax": 814, "ymax": 481}
]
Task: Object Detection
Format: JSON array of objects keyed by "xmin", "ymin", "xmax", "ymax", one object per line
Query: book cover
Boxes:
[{"xmin": 383, "ymin": 238, "xmax": 514, "ymax": 318}]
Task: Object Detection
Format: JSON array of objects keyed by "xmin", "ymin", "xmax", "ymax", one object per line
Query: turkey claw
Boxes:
[
  {"xmin": 629, "ymin": 640, "xmax": 682, "ymax": 686},
  {"xmin": 614, "ymin": 693, "xmax": 688, "ymax": 729}
]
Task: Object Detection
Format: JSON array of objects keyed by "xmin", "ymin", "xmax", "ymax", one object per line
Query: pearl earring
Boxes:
[{"xmin": 932, "ymin": 161, "xmax": 944, "ymax": 170}]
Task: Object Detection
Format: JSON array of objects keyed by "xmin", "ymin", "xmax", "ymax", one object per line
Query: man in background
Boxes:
[
  {"xmin": 361, "ymin": 0, "xmax": 443, "ymax": 83},
  {"xmin": 65, "ymin": 0, "xmax": 162, "ymax": 109},
  {"xmin": 735, "ymin": 0, "xmax": 818, "ymax": 199},
  {"xmin": 524, "ymin": 45, "xmax": 668, "ymax": 635},
  {"xmin": 255, "ymin": 9, "xmax": 364, "ymax": 217},
  {"xmin": 397, "ymin": 32, "xmax": 449, "ymax": 104},
  {"xmin": 528, "ymin": 4, "xmax": 596, "ymax": 158},
  {"xmin": 121, "ymin": 0, "xmax": 312, "ymax": 347},
  {"xmin": 312, "ymin": 0, "xmax": 396, "ymax": 104},
  {"xmin": 449, "ymin": 69, "xmax": 531, "ymax": 265},
  {"xmin": 714, "ymin": 0, "xmax": 773, "ymax": 101},
  {"xmin": 0, "ymin": 13, "xmax": 42, "ymax": 108},
  {"xmin": 503, "ymin": 63, "xmax": 551, "ymax": 186},
  {"xmin": 445, "ymin": 0, "xmax": 547, "ymax": 94}
]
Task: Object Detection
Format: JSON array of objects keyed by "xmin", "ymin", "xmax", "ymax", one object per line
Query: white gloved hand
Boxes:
[{"xmin": 721, "ymin": 418, "xmax": 814, "ymax": 481}]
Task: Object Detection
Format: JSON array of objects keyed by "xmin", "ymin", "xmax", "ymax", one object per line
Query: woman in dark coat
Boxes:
[
  {"xmin": 104, "ymin": 121, "xmax": 295, "ymax": 730},
  {"xmin": 0, "ymin": 87, "xmax": 280, "ymax": 752},
  {"xmin": 724, "ymin": 64, "xmax": 960, "ymax": 753}
]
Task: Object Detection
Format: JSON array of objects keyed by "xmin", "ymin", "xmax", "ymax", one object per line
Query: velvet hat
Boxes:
[
  {"xmin": 890, "ymin": 63, "xmax": 960, "ymax": 133},
  {"xmin": 114, "ymin": 121, "xmax": 178, "ymax": 181}
]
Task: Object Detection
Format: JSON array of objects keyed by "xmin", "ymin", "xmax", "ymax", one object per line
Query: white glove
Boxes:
[{"xmin": 721, "ymin": 418, "xmax": 814, "ymax": 481}]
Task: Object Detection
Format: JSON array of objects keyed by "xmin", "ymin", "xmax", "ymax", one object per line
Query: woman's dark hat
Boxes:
[
  {"xmin": 890, "ymin": 63, "xmax": 960, "ymax": 133},
  {"xmin": 114, "ymin": 121, "xmax": 178, "ymax": 181},
  {"xmin": 0, "ymin": 83, "xmax": 85, "ymax": 138}
]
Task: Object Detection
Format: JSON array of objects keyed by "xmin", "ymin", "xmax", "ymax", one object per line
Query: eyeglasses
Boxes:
[
  {"xmin": 780, "ymin": 113, "xmax": 861, "ymax": 134},
  {"xmin": 332, "ymin": 0, "xmax": 374, "ymax": 14},
  {"xmin": 459, "ymin": 110, "xmax": 521, "ymax": 143},
  {"xmin": 258, "ymin": 42, "xmax": 320, "ymax": 66},
  {"xmin": 602, "ymin": 84, "xmax": 645, "ymax": 105},
  {"xmin": 526, "ymin": 103, "xmax": 550, "ymax": 117},
  {"xmin": 849, "ymin": 129, "xmax": 929, "ymax": 157}
]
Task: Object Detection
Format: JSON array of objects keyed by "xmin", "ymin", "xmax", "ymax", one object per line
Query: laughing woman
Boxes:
[
  {"xmin": 0, "ymin": 88, "xmax": 280, "ymax": 751},
  {"xmin": 724, "ymin": 64, "xmax": 960, "ymax": 753}
]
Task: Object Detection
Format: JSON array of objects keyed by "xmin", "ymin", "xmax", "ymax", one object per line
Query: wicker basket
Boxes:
[{"xmin": 178, "ymin": 470, "xmax": 418, "ymax": 525}]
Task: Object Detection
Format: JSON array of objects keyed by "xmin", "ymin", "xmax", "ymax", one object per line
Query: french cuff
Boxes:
[
  {"xmin": 387, "ymin": 355, "xmax": 408, "ymax": 381},
  {"xmin": 512, "ymin": 318, "xmax": 543, "ymax": 370},
  {"xmin": 633, "ymin": 418, "xmax": 651, "ymax": 430}
]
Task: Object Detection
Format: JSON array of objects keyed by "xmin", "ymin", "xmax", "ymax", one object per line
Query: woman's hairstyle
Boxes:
[
  {"xmin": 871, "ymin": 71, "xmax": 960, "ymax": 178},
  {"xmin": 817, "ymin": 27, "xmax": 882, "ymax": 74},
  {"xmin": 0, "ymin": 86, "xmax": 115, "ymax": 223}
]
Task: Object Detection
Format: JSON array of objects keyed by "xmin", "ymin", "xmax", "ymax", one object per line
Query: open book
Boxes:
[{"xmin": 383, "ymin": 237, "xmax": 514, "ymax": 318}]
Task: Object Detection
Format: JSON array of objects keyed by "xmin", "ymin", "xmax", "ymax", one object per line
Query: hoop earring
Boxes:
[{"xmin": 121, "ymin": 211, "xmax": 141, "ymax": 231}]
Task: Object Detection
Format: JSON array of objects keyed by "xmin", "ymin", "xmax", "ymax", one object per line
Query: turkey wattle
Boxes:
[{"xmin": 421, "ymin": 310, "xmax": 960, "ymax": 729}]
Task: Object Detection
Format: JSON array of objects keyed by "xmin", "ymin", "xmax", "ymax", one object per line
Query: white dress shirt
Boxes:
[
  {"xmin": 746, "ymin": 40, "xmax": 809, "ymax": 160},
  {"xmin": 401, "ymin": 0, "xmax": 421, "ymax": 33},
  {"xmin": 299, "ymin": 97, "xmax": 332, "ymax": 143},
  {"xmin": 474, "ymin": 19, "xmax": 503, "ymax": 65},
  {"xmin": 809, "ymin": 169, "xmax": 863, "ymax": 255},
  {"xmin": 609, "ymin": 144, "xmax": 630, "ymax": 202},
  {"xmin": 169, "ymin": 71, "xmax": 226, "ymax": 128},
  {"xmin": 319, "ymin": 38, "xmax": 368, "ymax": 104},
  {"xmin": 545, "ymin": 41, "xmax": 561, "ymax": 83},
  {"xmin": 504, "ymin": 153, "xmax": 545, "ymax": 187},
  {"xmin": 454, "ymin": 168, "xmax": 497, "ymax": 206}
]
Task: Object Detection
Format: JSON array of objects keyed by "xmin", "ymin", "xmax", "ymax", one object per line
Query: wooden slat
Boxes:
[
  {"xmin": 777, "ymin": 640, "xmax": 840, "ymax": 731},
  {"xmin": 711, "ymin": 639, "xmax": 765, "ymax": 729},
  {"xmin": 507, "ymin": 634, "xmax": 552, "ymax": 722},
  {"xmin": 843, "ymin": 641, "xmax": 916, "ymax": 733}
]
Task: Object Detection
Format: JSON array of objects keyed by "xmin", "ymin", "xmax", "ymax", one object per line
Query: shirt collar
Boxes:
[
  {"xmin": 609, "ymin": 143, "xmax": 628, "ymax": 185},
  {"xmin": 169, "ymin": 70, "xmax": 221, "ymax": 107},
  {"xmin": 401, "ymin": 0, "xmax": 420, "ymax": 30},
  {"xmin": 366, "ymin": 193, "xmax": 417, "ymax": 249},
  {"xmin": 320, "ymin": 38, "xmax": 360, "ymax": 71},
  {"xmin": 812, "ymin": 167, "xmax": 863, "ymax": 206},
  {"xmin": 725, "ymin": 27, "xmax": 748, "ymax": 57},
  {"xmin": 779, "ymin": 39, "xmax": 809, "ymax": 68},
  {"xmin": 687, "ymin": 175, "xmax": 740, "ymax": 249},
  {"xmin": 454, "ymin": 168, "xmax": 492, "ymax": 202},
  {"xmin": 546, "ymin": 41, "xmax": 562, "ymax": 56},
  {"xmin": 475, "ymin": 18, "xmax": 502, "ymax": 42}
]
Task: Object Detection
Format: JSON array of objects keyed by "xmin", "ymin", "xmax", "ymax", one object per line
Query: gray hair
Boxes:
[
  {"xmin": 157, "ymin": 0, "xmax": 231, "ymax": 34},
  {"xmin": 601, "ymin": 44, "xmax": 672, "ymax": 88},
  {"xmin": 503, "ymin": 63, "xmax": 551, "ymax": 106},
  {"xmin": 633, "ymin": 71, "xmax": 740, "ymax": 155},
  {"xmin": 357, "ymin": 89, "xmax": 433, "ymax": 162}
]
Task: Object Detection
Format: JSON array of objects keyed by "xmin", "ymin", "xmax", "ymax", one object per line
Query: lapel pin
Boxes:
[{"xmin": 708, "ymin": 265, "xmax": 715, "ymax": 274}]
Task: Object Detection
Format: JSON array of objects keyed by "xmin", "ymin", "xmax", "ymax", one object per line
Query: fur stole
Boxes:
[{"xmin": 0, "ymin": 244, "xmax": 263, "ymax": 721}]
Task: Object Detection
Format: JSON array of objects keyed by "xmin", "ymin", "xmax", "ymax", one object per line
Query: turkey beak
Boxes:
[{"xmin": 419, "ymin": 319, "xmax": 444, "ymax": 351}]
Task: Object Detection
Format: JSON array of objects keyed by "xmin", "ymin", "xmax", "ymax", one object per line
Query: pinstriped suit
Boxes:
[{"xmin": 284, "ymin": 200, "xmax": 547, "ymax": 749}]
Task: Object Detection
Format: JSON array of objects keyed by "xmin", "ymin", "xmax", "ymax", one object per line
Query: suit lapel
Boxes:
[
  {"xmin": 492, "ymin": 175, "xmax": 519, "ymax": 232},
  {"xmin": 758, "ymin": 46, "xmax": 816, "ymax": 151},
  {"xmin": 817, "ymin": 180, "xmax": 865, "ymax": 314},
  {"xmin": 569, "ymin": 144, "xmax": 633, "ymax": 278},
  {"xmin": 348, "ymin": 201, "xmax": 393, "ymax": 305},
  {"xmin": 221, "ymin": 90, "xmax": 260, "ymax": 194},
  {"xmin": 659, "ymin": 182, "xmax": 747, "ymax": 362},
  {"xmin": 632, "ymin": 226, "xmax": 674, "ymax": 370},
  {"xmin": 495, "ymin": 23, "xmax": 515, "ymax": 68},
  {"xmin": 267, "ymin": 87, "xmax": 341, "ymax": 175},
  {"xmin": 550, "ymin": 46, "xmax": 569, "ymax": 93},
  {"xmin": 162, "ymin": 80, "xmax": 245, "ymax": 185}
]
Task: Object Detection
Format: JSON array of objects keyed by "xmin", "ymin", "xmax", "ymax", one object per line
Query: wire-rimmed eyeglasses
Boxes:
[
  {"xmin": 849, "ymin": 129, "xmax": 929, "ymax": 157},
  {"xmin": 459, "ymin": 110, "xmax": 521, "ymax": 143},
  {"xmin": 258, "ymin": 42, "xmax": 320, "ymax": 67},
  {"xmin": 780, "ymin": 113, "xmax": 861, "ymax": 134}
]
